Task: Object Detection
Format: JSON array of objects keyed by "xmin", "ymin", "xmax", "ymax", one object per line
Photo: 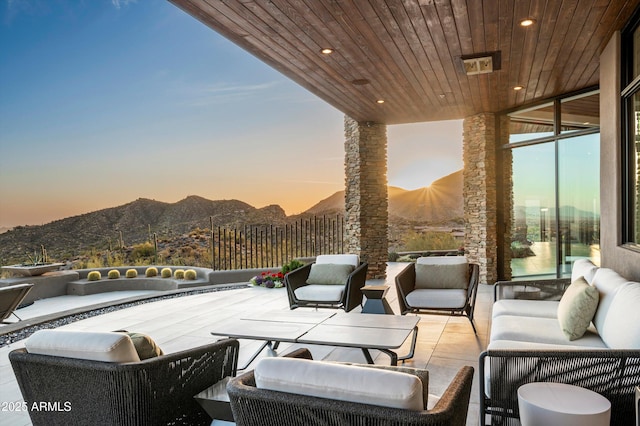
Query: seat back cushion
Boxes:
[
  {"xmin": 599, "ymin": 281, "xmax": 640, "ymax": 349},
  {"xmin": 415, "ymin": 257, "xmax": 469, "ymax": 290},
  {"xmin": 25, "ymin": 330, "xmax": 140, "ymax": 363},
  {"xmin": 591, "ymin": 268, "xmax": 630, "ymax": 332},
  {"xmin": 557, "ymin": 277, "xmax": 599, "ymax": 341},
  {"xmin": 315, "ymin": 254, "xmax": 359, "ymax": 267},
  {"xmin": 254, "ymin": 357, "xmax": 424, "ymax": 411},
  {"xmin": 571, "ymin": 258, "xmax": 599, "ymax": 285},
  {"xmin": 306, "ymin": 263, "xmax": 354, "ymax": 285}
]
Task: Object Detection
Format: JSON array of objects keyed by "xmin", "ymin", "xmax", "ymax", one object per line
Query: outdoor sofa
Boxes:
[
  {"xmin": 480, "ymin": 259, "xmax": 640, "ymax": 425},
  {"xmin": 227, "ymin": 348, "xmax": 474, "ymax": 426}
]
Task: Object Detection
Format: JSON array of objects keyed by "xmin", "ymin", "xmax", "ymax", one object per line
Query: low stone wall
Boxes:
[{"xmin": 0, "ymin": 271, "xmax": 79, "ymax": 304}]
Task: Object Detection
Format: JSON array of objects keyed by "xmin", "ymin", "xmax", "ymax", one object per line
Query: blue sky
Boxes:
[{"xmin": 0, "ymin": 0, "xmax": 462, "ymax": 228}]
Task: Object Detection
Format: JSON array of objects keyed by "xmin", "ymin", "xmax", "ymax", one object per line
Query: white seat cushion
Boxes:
[
  {"xmin": 316, "ymin": 254, "xmax": 359, "ymax": 267},
  {"xmin": 25, "ymin": 330, "xmax": 140, "ymax": 363},
  {"xmin": 406, "ymin": 288, "xmax": 467, "ymax": 309},
  {"xmin": 489, "ymin": 315, "xmax": 606, "ymax": 348},
  {"xmin": 295, "ymin": 284, "xmax": 344, "ymax": 302},
  {"xmin": 254, "ymin": 357, "xmax": 424, "ymax": 411},
  {"xmin": 492, "ymin": 299, "xmax": 559, "ymax": 319}
]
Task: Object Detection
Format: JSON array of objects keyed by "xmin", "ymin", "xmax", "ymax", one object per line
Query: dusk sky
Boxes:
[{"xmin": 0, "ymin": 0, "xmax": 463, "ymax": 229}]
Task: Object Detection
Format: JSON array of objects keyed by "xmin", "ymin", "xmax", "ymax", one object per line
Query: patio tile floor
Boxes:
[{"xmin": 0, "ymin": 262, "xmax": 493, "ymax": 426}]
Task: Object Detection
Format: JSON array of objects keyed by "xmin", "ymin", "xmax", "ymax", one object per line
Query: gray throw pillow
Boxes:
[
  {"xmin": 415, "ymin": 263, "xmax": 469, "ymax": 289},
  {"xmin": 306, "ymin": 263, "xmax": 355, "ymax": 285},
  {"xmin": 557, "ymin": 276, "xmax": 599, "ymax": 341}
]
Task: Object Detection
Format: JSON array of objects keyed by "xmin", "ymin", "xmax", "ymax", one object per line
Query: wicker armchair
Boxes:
[
  {"xmin": 227, "ymin": 348, "xmax": 474, "ymax": 426},
  {"xmin": 395, "ymin": 257, "xmax": 480, "ymax": 333},
  {"xmin": 285, "ymin": 254, "xmax": 368, "ymax": 312},
  {"xmin": 0, "ymin": 283, "xmax": 33, "ymax": 323},
  {"xmin": 9, "ymin": 337, "xmax": 239, "ymax": 426}
]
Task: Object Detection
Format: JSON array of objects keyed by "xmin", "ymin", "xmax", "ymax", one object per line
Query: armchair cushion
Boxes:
[
  {"xmin": 415, "ymin": 257, "xmax": 469, "ymax": 289},
  {"xmin": 116, "ymin": 331, "xmax": 164, "ymax": 360},
  {"xmin": 316, "ymin": 254, "xmax": 359, "ymax": 267},
  {"xmin": 25, "ymin": 330, "xmax": 140, "ymax": 363},
  {"xmin": 306, "ymin": 263, "xmax": 354, "ymax": 285},
  {"xmin": 406, "ymin": 289, "xmax": 468, "ymax": 309},
  {"xmin": 254, "ymin": 357, "xmax": 424, "ymax": 411},
  {"xmin": 557, "ymin": 276, "xmax": 599, "ymax": 341},
  {"xmin": 294, "ymin": 284, "xmax": 344, "ymax": 302}
]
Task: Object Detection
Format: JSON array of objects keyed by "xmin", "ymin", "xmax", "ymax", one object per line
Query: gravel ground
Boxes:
[{"xmin": 0, "ymin": 284, "xmax": 246, "ymax": 348}]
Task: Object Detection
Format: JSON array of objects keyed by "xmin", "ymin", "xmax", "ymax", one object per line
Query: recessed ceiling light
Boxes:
[
  {"xmin": 320, "ymin": 48, "xmax": 334, "ymax": 55},
  {"xmin": 376, "ymin": 99, "xmax": 385, "ymax": 104},
  {"xmin": 520, "ymin": 18, "xmax": 535, "ymax": 27},
  {"xmin": 513, "ymin": 86, "xmax": 524, "ymax": 91}
]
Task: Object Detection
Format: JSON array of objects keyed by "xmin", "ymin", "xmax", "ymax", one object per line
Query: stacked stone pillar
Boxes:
[
  {"xmin": 344, "ymin": 116, "xmax": 388, "ymax": 279},
  {"xmin": 463, "ymin": 113, "xmax": 503, "ymax": 284}
]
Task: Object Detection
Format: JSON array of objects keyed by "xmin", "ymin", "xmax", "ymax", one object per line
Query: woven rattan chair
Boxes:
[
  {"xmin": 0, "ymin": 283, "xmax": 33, "ymax": 323},
  {"xmin": 285, "ymin": 254, "xmax": 368, "ymax": 312},
  {"xmin": 395, "ymin": 257, "xmax": 480, "ymax": 333},
  {"xmin": 9, "ymin": 337, "xmax": 239, "ymax": 426},
  {"xmin": 227, "ymin": 348, "xmax": 474, "ymax": 426}
]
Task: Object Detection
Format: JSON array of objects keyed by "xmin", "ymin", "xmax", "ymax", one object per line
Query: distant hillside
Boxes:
[
  {"xmin": 0, "ymin": 196, "xmax": 287, "ymax": 264},
  {"xmin": 305, "ymin": 170, "xmax": 463, "ymax": 223}
]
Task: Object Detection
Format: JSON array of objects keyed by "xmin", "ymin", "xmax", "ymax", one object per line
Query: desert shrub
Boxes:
[
  {"xmin": 402, "ymin": 230, "xmax": 458, "ymax": 251},
  {"xmin": 388, "ymin": 252, "xmax": 399, "ymax": 262},
  {"xmin": 161, "ymin": 267, "xmax": 172, "ymax": 278},
  {"xmin": 125, "ymin": 269, "xmax": 138, "ymax": 278},
  {"xmin": 174, "ymin": 269, "xmax": 185, "ymax": 279},
  {"xmin": 184, "ymin": 269, "xmax": 197, "ymax": 280},
  {"xmin": 131, "ymin": 242, "xmax": 155, "ymax": 261},
  {"xmin": 107, "ymin": 269, "xmax": 120, "ymax": 279},
  {"xmin": 281, "ymin": 259, "xmax": 305, "ymax": 275},
  {"xmin": 87, "ymin": 271, "xmax": 101, "ymax": 281},
  {"xmin": 145, "ymin": 267, "xmax": 158, "ymax": 277}
]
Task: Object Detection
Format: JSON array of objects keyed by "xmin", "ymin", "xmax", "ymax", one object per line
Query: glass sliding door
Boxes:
[
  {"xmin": 511, "ymin": 143, "xmax": 557, "ymax": 277},
  {"xmin": 558, "ymin": 134, "xmax": 601, "ymax": 276}
]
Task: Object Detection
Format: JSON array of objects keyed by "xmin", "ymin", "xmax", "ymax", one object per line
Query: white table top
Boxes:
[
  {"xmin": 211, "ymin": 318, "xmax": 315, "ymax": 341},
  {"xmin": 324, "ymin": 313, "xmax": 418, "ymax": 330},
  {"xmin": 518, "ymin": 382, "xmax": 611, "ymax": 415},
  {"xmin": 298, "ymin": 324, "xmax": 415, "ymax": 349},
  {"xmin": 241, "ymin": 310, "xmax": 335, "ymax": 324}
]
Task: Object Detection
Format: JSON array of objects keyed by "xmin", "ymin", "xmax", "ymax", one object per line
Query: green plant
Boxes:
[
  {"xmin": 161, "ymin": 267, "xmax": 172, "ymax": 278},
  {"xmin": 184, "ymin": 269, "xmax": 197, "ymax": 280},
  {"xmin": 145, "ymin": 267, "xmax": 158, "ymax": 277},
  {"xmin": 281, "ymin": 259, "xmax": 305, "ymax": 275},
  {"xmin": 107, "ymin": 269, "xmax": 120, "ymax": 279},
  {"xmin": 388, "ymin": 251, "xmax": 399, "ymax": 262},
  {"xmin": 174, "ymin": 269, "xmax": 185, "ymax": 279},
  {"xmin": 125, "ymin": 269, "xmax": 138, "ymax": 278},
  {"xmin": 87, "ymin": 271, "xmax": 101, "ymax": 281},
  {"xmin": 402, "ymin": 230, "xmax": 458, "ymax": 251},
  {"xmin": 131, "ymin": 242, "xmax": 155, "ymax": 260}
]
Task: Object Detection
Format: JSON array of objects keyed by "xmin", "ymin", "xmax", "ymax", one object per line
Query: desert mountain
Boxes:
[{"xmin": 305, "ymin": 170, "xmax": 463, "ymax": 223}]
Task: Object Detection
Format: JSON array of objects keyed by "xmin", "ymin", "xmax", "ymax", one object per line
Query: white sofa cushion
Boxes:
[
  {"xmin": 591, "ymin": 268, "xmax": 630, "ymax": 332},
  {"xmin": 406, "ymin": 288, "xmax": 467, "ymax": 309},
  {"xmin": 295, "ymin": 284, "xmax": 344, "ymax": 302},
  {"xmin": 25, "ymin": 330, "xmax": 140, "ymax": 363},
  {"xmin": 316, "ymin": 254, "xmax": 359, "ymax": 267},
  {"xmin": 557, "ymin": 277, "xmax": 599, "ymax": 341},
  {"xmin": 599, "ymin": 281, "xmax": 640, "ymax": 349},
  {"xmin": 571, "ymin": 258, "xmax": 599, "ymax": 285},
  {"xmin": 492, "ymin": 299, "xmax": 559, "ymax": 319},
  {"xmin": 254, "ymin": 357, "xmax": 424, "ymax": 411},
  {"xmin": 490, "ymin": 315, "xmax": 606, "ymax": 348}
]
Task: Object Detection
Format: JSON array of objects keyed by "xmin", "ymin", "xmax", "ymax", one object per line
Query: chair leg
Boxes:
[{"xmin": 468, "ymin": 316, "xmax": 477, "ymax": 335}]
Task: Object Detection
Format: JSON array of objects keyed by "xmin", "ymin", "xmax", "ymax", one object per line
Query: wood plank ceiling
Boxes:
[{"xmin": 169, "ymin": 0, "xmax": 639, "ymax": 125}]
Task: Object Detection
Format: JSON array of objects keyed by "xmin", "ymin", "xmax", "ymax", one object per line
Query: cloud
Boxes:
[
  {"xmin": 183, "ymin": 81, "xmax": 280, "ymax": 107},
  {"xmin": 111, "ymin": 0, "xmax": 136, "ymax": 9}
]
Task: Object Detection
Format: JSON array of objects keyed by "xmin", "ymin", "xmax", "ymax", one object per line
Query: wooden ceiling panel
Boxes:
[{"xmin": 170, "ymin": 0, "xmax": 640, "ymax": 124}]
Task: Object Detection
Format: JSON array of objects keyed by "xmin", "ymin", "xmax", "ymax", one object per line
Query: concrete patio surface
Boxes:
[{"xmin": 0, "ymin": 262, "xmax": 492, "ymax": 425}]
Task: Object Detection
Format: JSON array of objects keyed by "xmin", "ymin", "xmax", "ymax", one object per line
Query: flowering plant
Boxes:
[{"xmin": 250, "ymin": 270, "xmax": 285, "ymax": 288}]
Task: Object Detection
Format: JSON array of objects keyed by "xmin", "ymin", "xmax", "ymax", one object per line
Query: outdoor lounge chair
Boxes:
[
  {"xmin": 395, "ymin": 256, "xmax": 480, "ymax": 333},
  {"xmin": 0, "ymin": 283, "xmax": 33, "ymax": 323},
  {"xmin": 9, "ymin": 330, "xmax": 239, "ymax": 426},
  {"xmin": 285, "ymin": 254, "xmax": 368, "ymax": 312},
  {"xmin": 227, "ymin": 348, "xmax": 474, "ymax": 426}
]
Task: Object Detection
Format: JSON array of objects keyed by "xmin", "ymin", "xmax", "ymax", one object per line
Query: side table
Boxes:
[
  {"xmin": 193, "ymin": 377, "xmax": 234, "ymax": 423},
  {"xmin": 517, "ymin": 382, "xmax": 610, "ymax": 426},
  {"xmin": 361, "ymin": 285, "xmax": 394, "ymax": 314}
]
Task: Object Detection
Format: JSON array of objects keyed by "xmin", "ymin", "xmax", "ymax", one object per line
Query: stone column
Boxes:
[
  {"xmin": 463, "ymin": 113, "xmax": 501, "ymax": 284},
  {"xmin": 344, "ymin": 116, "xmax": 388, "ymax": 279}
]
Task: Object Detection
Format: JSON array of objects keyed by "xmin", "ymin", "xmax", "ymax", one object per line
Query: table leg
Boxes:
[
  {"xmin": 238, "ymin": 340, "xmax": 280, "ymax": 371},
  {"xmin": 361, "ymin": 348, "xmax": 375, "ymax": 364},
  {"xmin": 397, "ymin": 326, "xmax": 418, "ymax": 362}
]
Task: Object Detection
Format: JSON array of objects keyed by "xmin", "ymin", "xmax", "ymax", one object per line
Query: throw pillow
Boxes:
[
  {"xmin": 557, "ymin": 276, "xmax": 599, "ymax": 341},
  {"xmin": 114, "ymin": 330, "xmax": 164, "ymax": 360},
  {"xmin": 306, "ymin": 263, "xmax": 354, "ymax": 285},
  {"xmin": 415, "ymin": 263, "xmax": 469, "ymax": 289}
]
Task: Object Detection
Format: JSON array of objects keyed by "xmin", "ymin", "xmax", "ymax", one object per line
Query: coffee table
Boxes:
[{"xmin": 211, "ymin": 310, "xmax": 418, "ymax": 368}]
